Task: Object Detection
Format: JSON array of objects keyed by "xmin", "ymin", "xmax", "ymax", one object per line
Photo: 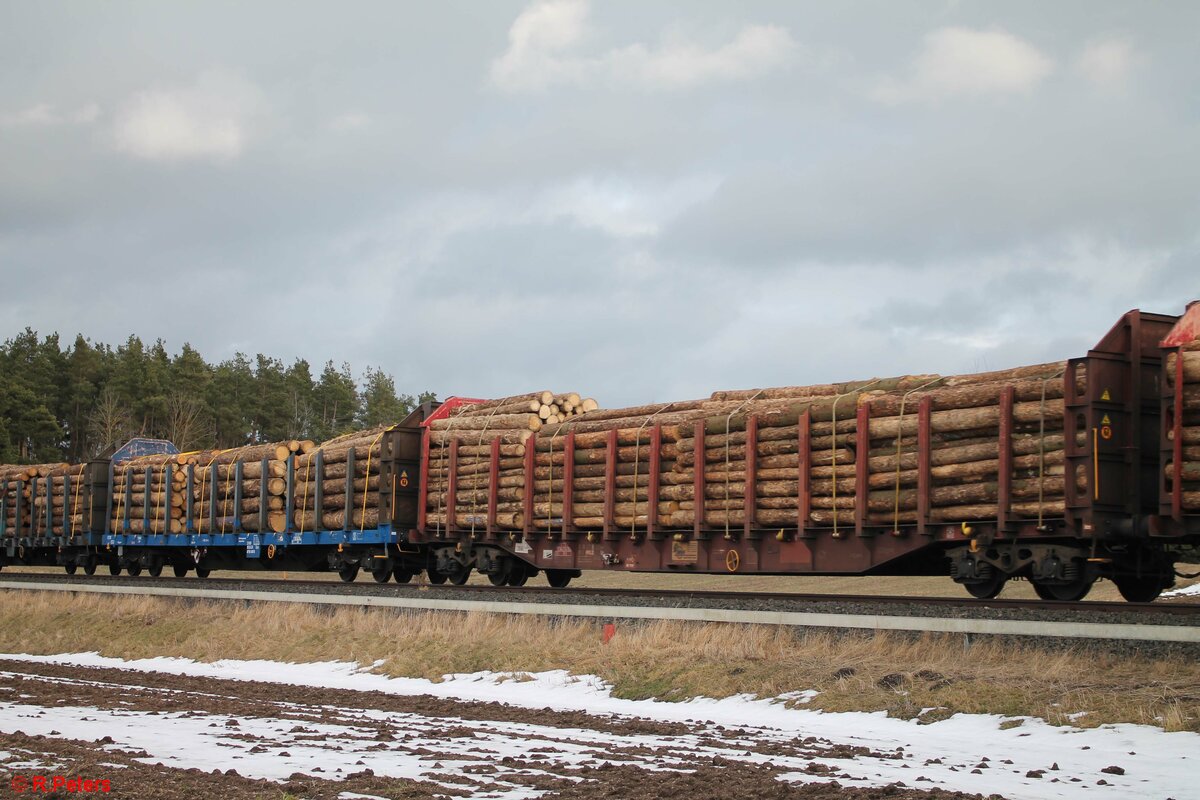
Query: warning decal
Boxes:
[{"xmin": 670, "ymin": 540, "xmax": 698, "ymax": 562}]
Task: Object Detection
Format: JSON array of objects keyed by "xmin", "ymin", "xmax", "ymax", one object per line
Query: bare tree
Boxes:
[
  {"xmin": 286, "ymin": 389, "xmax": 314, "ymax": 439},
  {"xmin": 88, "ymin": 387, "xmax": 133, "ymax": 457},
  {"xmin": 164, "ymin": 392, "xmax": 214, "ymax": 450}
]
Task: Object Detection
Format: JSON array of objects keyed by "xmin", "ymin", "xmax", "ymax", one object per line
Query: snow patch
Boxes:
[
  {"xmin": 0, "ymin": 652, "xmax": 1194, "ymax": 800},
  {"xmin": 1161, "ymin": 582, "xmax": 1200, "ymax": 598}
]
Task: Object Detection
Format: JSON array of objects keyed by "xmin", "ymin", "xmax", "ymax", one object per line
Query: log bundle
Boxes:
[
  {"xmin": 1165, "ymin": 337, "xmax": 1200, "ymax": 511},
  {"xmin": 666, "ymin": 367, "xmax": 1079, "ymax": 531},
  {"xmin": 428, "ymin": 367, "xmax": 1083, "ymax": 532},
  {"xmin": 107, "ymin": 439, "xmax": 314, "ymax": 535},
  {"xmin": 185, "ymin": 442, "xmax": 308, "ymax": 534},
  {"xmin": 32, "ymin": 464, "xmax": 90, "ymax": 535},
  {"xmin": 424, "ymin": 391, "xmax": 596, "ymax": 530},
  {"xmin": 291, "ymin": 427, "xmax": 389, "ymax": 532},
  {"xmin": 1, "ymin": 463, "xmax": 71, "ymax": 536},
  {"xmin": 111, "ymin": 453, "xmax": 188, "ymax": 534}
]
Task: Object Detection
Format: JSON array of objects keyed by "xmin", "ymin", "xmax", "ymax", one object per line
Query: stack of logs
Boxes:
[
  {"xmin": 111, "ymin": 454, "xmax": 188, "ymax": 534},
  {"xmin": 424, "ymin": 392, "xmax": 596, "ymax": 529},
  {"xmin": 1, "ymin": 462, "xmax": 71, "ymax": 536},
  {"xmin": 426, "ymin": 366, "xmax": 1083, "ymax": 532},
  {"xmin": 291, "ymin": 425, "xmax": 391, "ymax": 532},
  {"xmin": 187, "ymin": 442, "xmax": 300, "ymax": 534},
  {"xmin": 107, "ymin": 439, "xmax": 312, "ymax": 535},
  {"xmin": 33, "ymin": 463, "xmax": 89, "ymax": 535},
  {"xmin": 665, "ymin": 365, "xmax": 1078, "ymax": 530},
  {"xmin": 1166, "ymin": 337, "xmax": 1200, "ymax": 511},
  {"xmin": 532, "ymin": 392, "xmax": 598, "ymax": 425}
]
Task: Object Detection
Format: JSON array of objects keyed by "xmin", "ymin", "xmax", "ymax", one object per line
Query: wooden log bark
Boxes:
[
  {"xmin": 458, "ymin": 392, "xmax": 548, "ymax": 414},
  {"xmin": 294, "ymin": 444, "xmax": 379, "ymax": 468},
  {"xmin": 863, "ymin": 377, "xmax": 1066, "ymax": 417},
  {"xmin": 1167, "ymin": 426, "xmax": 1200, "ymax": 445},
  {"xmin": 429, "ymin": 430, "xmax": 533, "ymax": 446},
  {"xmin": 204, "ymin": 443, "xmax": 292, "ymax": 463},
  {"xmin": 214, "ymin": 460, "xmax": 287, "ymax": 479},
  {"xmin": 293, "ymin": 507, "xmax": 380, "ymax": 530},
  {"xmin": 710, "ymin": 375, "xmax": 943, "ymax": 402},
  {"xmin": 429, "ymin": 414, "xmax": 542, "ymax": 432},
  {"xmin": 1166, "ymin": 462, "xmax": 1200, "ymax": 481},
  {"xmin": 1165, "ymin": 351, "xmax": 1200, "ymax": 385}
]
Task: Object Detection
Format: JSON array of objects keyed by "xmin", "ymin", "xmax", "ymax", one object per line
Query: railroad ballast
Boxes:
[{"xmin": 2, "ymin": 305, "xmax": 1199, "ymax": 601}]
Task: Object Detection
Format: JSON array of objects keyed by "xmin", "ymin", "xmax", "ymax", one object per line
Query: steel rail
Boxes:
[
  {"xmin": 2, "ymin": 579, "xmax": 1198, "ymax": 644},
  {"xmin": 0, "ymin": 571, "xmax": 1197, "ymax": 615}
]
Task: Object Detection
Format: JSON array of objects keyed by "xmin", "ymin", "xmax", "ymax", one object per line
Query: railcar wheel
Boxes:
[
  {"xmin": 488, "ymin": 572, "xmax": 509, "ymax": 586},
  {"xmin": 1113, "ymin": 575, "xmax": 1164, "ymax": 603},
  {"xmin": 426, "ymin": 569, "xmax": 447, "ymax": 585},
  {"xmin": 963, "ymin": 577, "xmax": 1004, "ymax": 599},
  {"xmin": 393, "ymin": 569, "xmax": 413, "ymax": 584},
  {"xmin": 173, "ymin": 564, "xmax": 188, "ymax": 578},
  {"xmin": 83, "ymin": 559, "xmax": 97, "ymax": 576},
  {"xmin": 126, "ymin": 563, "xmax": 142, "ymax": 577},
  {"xmin": 372, "ymin": 567, "xmax": 392, "ymax": 583},
  {"xmin": 546, "ymin": 570, "xmax": 572, "ymax": 589},
  {"xmin": 1032, "ymin": 576, "xmax": 1093, "ymax": 602},
  {"xmin": 448, "ymin": 567, "xmax": 471, "ymax": 586},
  {"xmin": 64, "ymin": 564, "xmax": 77, "ymax": 576},
  {"xmin": 148, "ymin": 563, "xmax": 163, "ymax": 578},
  {"xmin": 195, "ymin": 568, "xmax": 210, "ymax": 579},
  {"xmin": 108, "ymin": 563, "xmax": 121, "ymax": 576},
  {"xmin": 339, "ymin": 566, "xmax": 360, "ymax": 583},
  {"xmin": 505, "ymin": 570, "xmax": 528, "ymax": 587}
]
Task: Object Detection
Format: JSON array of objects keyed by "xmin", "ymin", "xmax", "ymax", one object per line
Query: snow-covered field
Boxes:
[{"xmin": 0, "ymin": 652, "xmax": 1193, "ymax": 800}]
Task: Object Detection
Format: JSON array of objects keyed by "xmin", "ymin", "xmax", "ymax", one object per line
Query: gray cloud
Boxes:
[{"xmin": 0, "ymin": 1, "xmax": 1196, "ymax": 408}]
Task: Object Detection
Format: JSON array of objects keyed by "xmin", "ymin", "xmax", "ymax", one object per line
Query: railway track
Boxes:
[
  {"xmin": 1, "ymin": 570, "xmax": 1198, "ymax": 616},
  {"xmin": 2, "ymin": 571, "xmax": 1198, "ymax": 646}
]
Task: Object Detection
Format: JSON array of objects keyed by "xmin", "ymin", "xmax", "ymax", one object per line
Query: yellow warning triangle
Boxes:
[
  {"xmin": 1101, "ymin": 414, "xmax": 1111, "ymax": 425},
  {"xmin": 1100, "ymin": 389, "xmax": 1111, "ymax": 400}
]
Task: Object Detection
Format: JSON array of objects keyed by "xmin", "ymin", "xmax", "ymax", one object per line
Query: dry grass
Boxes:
[{"xmin": 0, "ymin": 590, "xmax": 1196, "ymax": 732}]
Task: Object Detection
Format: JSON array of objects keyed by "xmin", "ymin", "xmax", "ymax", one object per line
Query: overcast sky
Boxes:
[{"xmin": 1, "ymin": 1, "xmax": 1196, "ymax": 406}]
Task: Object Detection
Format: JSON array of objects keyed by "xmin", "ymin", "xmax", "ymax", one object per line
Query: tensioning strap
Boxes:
[
  {"xmin": 830, "ymin": 379, "xmax": 882, "ymax": 538},
  {"xmin": 630, "ymin": 403, "xmax": 676, "ymax": 538},
  {"xmin": 891, "ymin": 378, "xmax": 943, "ymax": 532},
  {"xmin": 722, "ymin": 390, "xmax": 765, "ymax": 540}
]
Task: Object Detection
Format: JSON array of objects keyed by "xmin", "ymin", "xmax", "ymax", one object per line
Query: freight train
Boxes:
[{"xmin": 2, "ymin": 304, "xmax": 1199, "ymax": 602}]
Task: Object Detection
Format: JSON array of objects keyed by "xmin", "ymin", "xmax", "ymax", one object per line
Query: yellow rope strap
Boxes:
[
  {"xmin": 469, "ymin": 404, "xmax": 505, "ymax": 537},
  {"xmin": 114, "ymin": 462, "xmax": 132, "ymax": 531},
  {"xmin": 723, "ymin": 391, "xmax": 764, "ymax": 540},
  {"xmin": 546, "ymin": 426, "xmax": 560, "ymax": 537},
  {"xmin": 152, "ymin": 463, "xmax": 167, "ymax": 535},
  {"xmin": 298, "ymin": 452, "xmax": 313, "ymax": 534},
  {"xmin": 69, "ymin": 464, "xmax": 85, "ymax": 536},
  {"xmin": 631, "ymin": 404, "xmax": 676, "ymax": 538},
  {"xmin": 220, "ymin": 448, "xmax": 243, "ymax": 534},
  {"xmin": 1037, "ymin": 370, "xmax": 1065, "ymax": 529},
  {"xmin": 359, "ymin": 426, "xmax": 395, "ymax": 533},
  {"xmin": 830, "ymin": 379, "xmax": 882, "ymax": 537},
  {"xmin": 433, "ymin": 407, "xmax": 469, "ymax": 536},
  {"xmin": 196, "ymin": 451, "xmax": 227, "ymax": 534},
  {"xmin": 891, "ymin": 378, "xmax": 943, "ymax": 533}
]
